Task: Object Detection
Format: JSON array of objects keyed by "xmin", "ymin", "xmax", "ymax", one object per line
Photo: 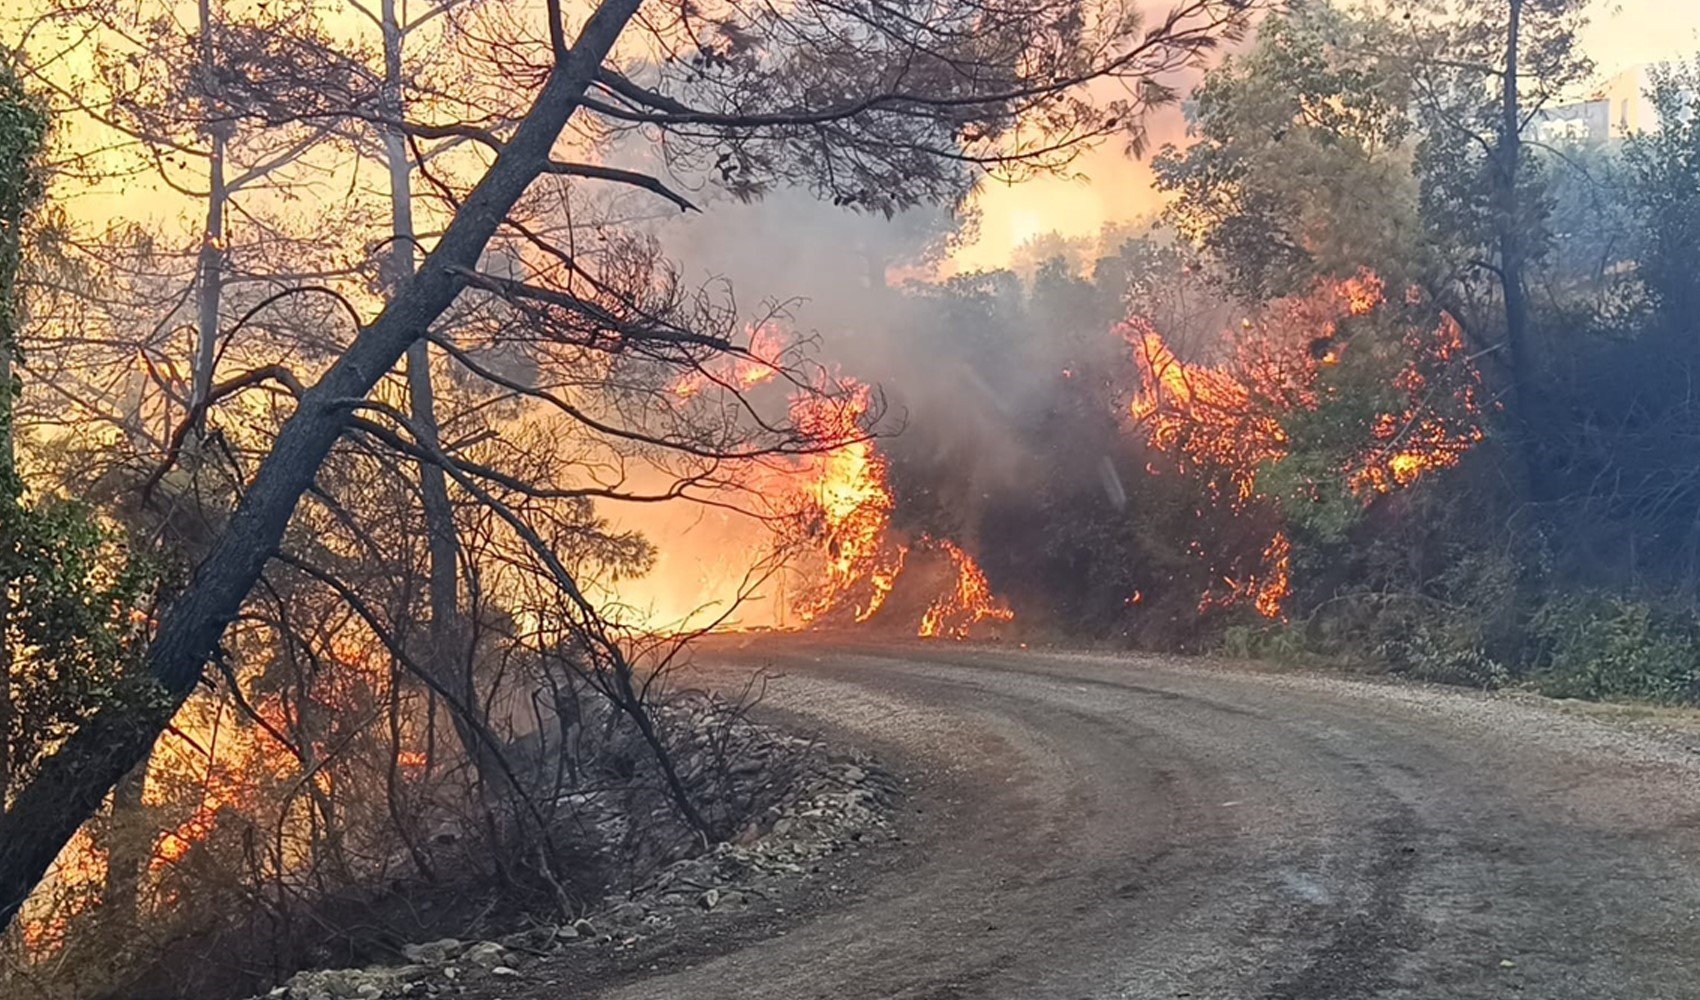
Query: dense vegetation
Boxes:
[{"xmin": 873, "ymin": 2, "xmax": 1700, "ymax": 703}]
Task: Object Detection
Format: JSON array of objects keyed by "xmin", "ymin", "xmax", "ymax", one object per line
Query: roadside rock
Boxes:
[
  {"xmin": 500, "ymin": 925, "xmax": 558, "ymax": 951},
  {"xmin": 401, "ymin": 939, "xmax": 465, "ymax": 965},
  {"xmin": 248, "ymin": 707, "xmax": 897, "ymax": 1000},
  {"xmin": 608, "ymin": 901, "xmax": 649, "ymax": 927},
  {"xmin": 460, "ymin": 941, "xmax": 510, "ymax": 969},
  {"xmin": 276, "ymin": 964, "xmax": 429, "ymax": 1000}
]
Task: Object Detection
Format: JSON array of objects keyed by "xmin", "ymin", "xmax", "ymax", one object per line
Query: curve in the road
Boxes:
[{"xmin": 595, "ymin": 643, "xmax": 1700, "ymax": 1000}]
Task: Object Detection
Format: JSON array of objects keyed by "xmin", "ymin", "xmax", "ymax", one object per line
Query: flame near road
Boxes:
[
  {"xmin": 626, "ymin": 329, "xmax": 1016, "ymax": 639},
  {"xmin": 786, "ymin": 382, "xmax": 1013, "ymax": 638}
]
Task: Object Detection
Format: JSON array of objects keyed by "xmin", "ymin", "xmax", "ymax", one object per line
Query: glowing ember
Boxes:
[
  {"xmin": 21, "ymin": 829, "xmax": 104, "ymax": 955},
  {"xmin": 148, "ymin": 754, "xmax": 263, "ymax": 872},
  {"xmin": 1253, "ymin": 532, "xmax": 1292, "ymax": 620},
  {"xmin": 1346, "ymin": 313, "xmax": 1484, "ymax": 495},
  {"xmin": 153, "ymin": 804, "xmax": 220, "ymax": 867}
]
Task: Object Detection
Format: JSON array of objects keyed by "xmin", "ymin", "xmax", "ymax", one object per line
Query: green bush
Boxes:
[
  {"xmin": 1377, "ymin": 624, "xmax": 1509, "ymax": 689},
  {"xmin": 1221, "ymin": 621, "xmax": 1318, "ymax": 664},
  {"xmin": 1527, "ymin": 594, "xmax": 1700, "ymax": 704}
]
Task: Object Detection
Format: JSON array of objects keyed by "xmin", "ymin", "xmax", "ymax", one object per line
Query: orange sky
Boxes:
[{"xmin": 1582, "ymin": 0, "xmax": 1700, "ymax": 74}]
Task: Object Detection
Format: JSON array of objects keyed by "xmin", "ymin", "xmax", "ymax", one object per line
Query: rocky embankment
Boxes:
[{"xmin": 265, "ymin": 752, "xmax": 897, "ymax": 1000}]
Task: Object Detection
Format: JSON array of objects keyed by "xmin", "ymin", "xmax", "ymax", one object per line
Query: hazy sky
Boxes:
[
  {"xmin": 12, "ymin": 0, "xmax": 1699, "ymax": 271},
  {"xmin": 1582, "ymin": 0, "xmax": 1700, "ymax": 75},
  {"xmin": 950, "ymin": 0, "xmax": 1700, "ymax": 271}
]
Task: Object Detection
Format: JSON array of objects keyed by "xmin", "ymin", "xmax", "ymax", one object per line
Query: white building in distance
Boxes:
[{"xmin": 1531, "ymin": 64, "xmax": 1679, "ymax": 144}]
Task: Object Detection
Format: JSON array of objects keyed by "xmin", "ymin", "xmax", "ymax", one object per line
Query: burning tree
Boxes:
[{"xmin": 1125, "ymin": 270, "xmax": 1484, "ymax": 621}]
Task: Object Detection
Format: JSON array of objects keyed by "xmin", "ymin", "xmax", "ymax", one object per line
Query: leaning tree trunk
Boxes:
[{"xmin": 0, "ymin": 0, "xmax": 641, "ymax": 930}]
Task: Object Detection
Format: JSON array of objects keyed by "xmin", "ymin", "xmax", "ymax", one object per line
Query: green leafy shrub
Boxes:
[
  {"xmin": 1527, "ymin": 594, "xmax": 1700, "ymax": 704},
  {"xmin": 1221, "ymin": 621, "xmax": 1318, "ymax": 665},
  {"xmin": 1378, "ymin": 624, "xmax": 1509, "ymax": 689},
  {"xmin": 2, "ymin": 493, "xmax": 158, "ymax": 786}
]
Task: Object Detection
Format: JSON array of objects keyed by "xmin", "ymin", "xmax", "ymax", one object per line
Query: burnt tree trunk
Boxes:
[{"xmin": 0, "ymin": 0, "xmax": 642, "ymax": 929}]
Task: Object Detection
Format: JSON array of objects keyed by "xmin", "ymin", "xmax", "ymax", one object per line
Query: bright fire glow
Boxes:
[
  {"xmin": 1125, "ymin": 271, "xmax": 1481, "ymax": 618},
  {"xmin": 786, "ymin": 381, "xmax": 1014, "ymax": 638},
  {"xmin": 790, "ymin": 383, "xmax": 899, "ymax": 624},
  {"xmin": 917, "ymin": 540, "xmax": 1017, "ymax": 640}
]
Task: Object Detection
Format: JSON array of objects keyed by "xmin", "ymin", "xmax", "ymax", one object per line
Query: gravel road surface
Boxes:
[{"xmin": 590, "ymin": 641, "xmax": 1700, "ymax": 999}]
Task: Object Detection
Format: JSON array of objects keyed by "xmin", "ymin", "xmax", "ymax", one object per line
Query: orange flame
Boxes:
[
  {"xmin": 1125, "ymin": 271, "xmax": 1481, "ymax": 618},
  {"xmin": 1346, "ymin": 313, "xmax": 1484, "ymax": 495},
  {"xmin": 787, "ymin": 382, "xmax": 905, "ymax": 624},
  {"xmin": 1125, "ymin": 318, "xmax": 1288, "ymax": 505},
  {"xmin": 917, "ymin": 539, "xmax": 1016, "ymax": 640},
  {"xmin": 782, "ymin": 379, "xmax": 1014, "ymax": 637}
]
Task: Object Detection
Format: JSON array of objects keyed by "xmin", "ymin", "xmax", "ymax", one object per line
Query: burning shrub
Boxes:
[
  {"xmin": 762, "ymin": 374, "xmax": 1016, "ymax": 639},
  {"xmin": 1123, "ymin": 271, "xmax": 1484, "ymax": 624}
]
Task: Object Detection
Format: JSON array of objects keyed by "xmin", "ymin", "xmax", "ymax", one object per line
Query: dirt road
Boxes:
[{"xmin": 593, "ymin": 641, "xmax": 1700, "ymax": 999}]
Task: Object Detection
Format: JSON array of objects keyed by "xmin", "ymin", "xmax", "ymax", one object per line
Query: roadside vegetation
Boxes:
[{"xmin": 858, "ymin": 3, "xmax": 1700, "ymax": 708}]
